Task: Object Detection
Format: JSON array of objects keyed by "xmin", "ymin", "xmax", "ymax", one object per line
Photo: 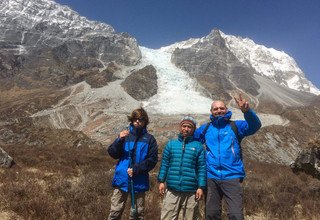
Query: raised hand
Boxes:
[
  {"xmin": 119, "ymin": 130, "xmax": 129, "ymax": 139},
  {"xmin": 234, "ymin": 94, "xmax": 250, "ymax": 113}
]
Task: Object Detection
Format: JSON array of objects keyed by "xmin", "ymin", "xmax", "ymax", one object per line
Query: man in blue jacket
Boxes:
[
  {"xmin": 107, "ymin": 108, "xmax": 158, "ymax": 220},
  {"xmin": 194, "ymin": 94, "xmax": 261, "ymax": 220},
  {"xmin": 158, "ymin": 116, "xmax": 206, "ymax": 220}
]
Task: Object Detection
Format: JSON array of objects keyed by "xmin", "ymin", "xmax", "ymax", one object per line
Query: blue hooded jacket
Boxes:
[
  {"xmin": 194, "ymin": 109, "xmax": 261, "ymax": 180},
  {"xmin": 108, "ymin": 124, "xmax": 158, "ymax": 192}
]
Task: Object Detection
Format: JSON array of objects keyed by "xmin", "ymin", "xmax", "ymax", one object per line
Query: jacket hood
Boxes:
[{"xmin": 210, "ymin": 110, "xmax": 232, "ymax": 126}]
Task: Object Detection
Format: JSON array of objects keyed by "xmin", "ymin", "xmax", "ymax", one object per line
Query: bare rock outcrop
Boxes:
[
  {"xmin": 171, "ymin": 29, "xmax": 260, "ymax": 102},
  {"xmin": 121, "ymin": 65, "xmax": 158, "ymax": 100},
  {"xmin": 0, "ymin": 147, "xmax": 13, "ymax": 168},
  {"xmin": 290, "ymin": 140, "xmax": 320, "ymax": 179}
]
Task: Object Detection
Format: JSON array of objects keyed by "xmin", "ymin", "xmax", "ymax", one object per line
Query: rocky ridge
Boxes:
[
  {"xmin": 222, "ymin": 32, "xmax": 320, "ymax": 95},
  {"xmin": 168, "ymin": 30, "xmax": 316, "ymax": 113},
  {"xmin": 0, "ymin": 0, "xmax": 141, "ymax": 89}
]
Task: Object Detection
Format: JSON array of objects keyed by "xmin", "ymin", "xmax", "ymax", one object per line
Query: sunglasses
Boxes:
[{"xmin": 132, "ymin": 117, "xmax": 146, "ymax": 122}]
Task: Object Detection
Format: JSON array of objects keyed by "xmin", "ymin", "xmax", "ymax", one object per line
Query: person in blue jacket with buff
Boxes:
[
  {"xmin": 158, "ymin": 116, "xmax": 206, "ymax": 220},
  {"xmin": 194, "ymin": 94, "xmax": 261, "ymax": 220},
  {"xmin": 107, "ymin": 108, "xmax": 158, "ymax": 220}
]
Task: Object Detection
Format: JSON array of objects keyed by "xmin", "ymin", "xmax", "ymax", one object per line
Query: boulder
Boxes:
[
  {"xmin": 290, "ymin": 141, "xmax": 320, "ymax": 179},
  {"xmin": 0, "ymin": 147, "xmax": 14, "ymax": 168},
  {"xmin": 121, "ymin": 65, "xmax": 158, "ymax": 100}
]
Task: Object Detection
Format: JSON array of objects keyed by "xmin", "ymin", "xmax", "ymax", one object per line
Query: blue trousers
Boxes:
[{"xmin": 206, "ymin": 178, "xmax": 244, "ymax": 220}]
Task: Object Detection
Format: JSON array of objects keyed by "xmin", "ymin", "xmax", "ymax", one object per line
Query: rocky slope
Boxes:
[
  {"xmin": 0, "ymin": 0, "xmax": 319, "ymax": 167},
  {"xmin": 0, "ymin": 0, "xmax": 141, "ymax": 89},
  {"xmin": 168, "ymin": 30, "xmax": 316, "ymax": 112}
]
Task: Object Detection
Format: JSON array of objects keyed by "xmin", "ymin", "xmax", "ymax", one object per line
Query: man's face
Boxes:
[
  {"xmin": 211, "ymin": 101, "xmax": 227, "ymax": 117},
  {"xmin": 180, "ymin": 123, "xmax": 194, "ymax": 138}
]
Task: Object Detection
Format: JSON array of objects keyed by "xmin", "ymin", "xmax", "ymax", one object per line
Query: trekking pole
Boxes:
[{"xmin": 129, "ymin": 149, "xmax": 138, "ymax": 219}]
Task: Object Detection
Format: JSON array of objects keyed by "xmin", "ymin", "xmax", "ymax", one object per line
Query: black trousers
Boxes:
[{"xmin": 206, "ymin": 178, "xmax": 244, "ymax": 220}]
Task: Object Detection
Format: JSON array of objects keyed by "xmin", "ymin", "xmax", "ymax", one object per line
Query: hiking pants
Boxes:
[
  {"xmin": 108, "ymin": 188, "xmax": 145, "ymax": 220},
  {"xmin": 161, "ymin": 190, "xmax": 199, "ymax": 220},
  {"xmin": 206, "ymin": 178, "xmax": 244, "ymax": 220}
]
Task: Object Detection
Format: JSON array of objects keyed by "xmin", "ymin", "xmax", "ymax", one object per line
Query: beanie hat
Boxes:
[{"xmin": 180, "ymin": 116, "xmax": 197, "ymax": 129}]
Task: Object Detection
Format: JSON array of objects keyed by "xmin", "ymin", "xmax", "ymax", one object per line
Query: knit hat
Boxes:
[{"xmin": 180, "ymin": 116, "xmax": 197, "ymax": 129}]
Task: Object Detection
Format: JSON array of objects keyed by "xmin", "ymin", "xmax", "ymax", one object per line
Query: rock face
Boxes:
[
  {"xmin": 83, "ymin": 62, "xmax": 121, "ymax": 88},
  {"xmin": 163, "ymin": 29, "xmax": 317, "ymax": 112},
  {"xmin": 121, "ymin": 65, "xmax": 158, "ymax": 100},
  {"xmin": 0, "ymin": 0, "xmax": 141, "ymax": 89},
  {"xmin": 221, "ymin": 32, "xmax": 320, "ymax": 95},
  {"xmin": 0, "ymin": 147, "xmax": 13, "ymax": 168},
  {"xmin": 171, "ymin": 30, "xmax": 260, "ymax": 102},
  {"xmin": 290, "ymin": 142, "xmax": 320, "ymax": 179}
]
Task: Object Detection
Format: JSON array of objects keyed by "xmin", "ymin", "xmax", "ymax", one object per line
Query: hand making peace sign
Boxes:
[{"xmin": 234, "ymin": 94, "xmax": 250, "ymax": 113}]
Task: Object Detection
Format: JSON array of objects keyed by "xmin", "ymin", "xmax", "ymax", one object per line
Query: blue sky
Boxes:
[{"xmin": 55, "ymin": 0, "xmax": 320, "ymax": 89}]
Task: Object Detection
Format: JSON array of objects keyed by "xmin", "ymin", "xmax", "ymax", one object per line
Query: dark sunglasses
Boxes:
[{"xmin": 132, "ymin": 117, "xmax": 146, "ymax": 122}]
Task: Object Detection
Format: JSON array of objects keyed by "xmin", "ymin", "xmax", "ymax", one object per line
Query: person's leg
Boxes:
[
  {"xmin": 181, "ymin": 192, "xmax": 198, "ymax": 220},
  {"xmin": 220, "ymin": 179, "xmax": 244, "ymax": 220},
  {"xmin": 206, "ymin": 179, "xmax": 223, "ymax": 220},
  {"xmin": 108, "ymin": 188, "xmax": 128, "ymax": 220},
  {"xmin": 130, "ymin": 192, "xmax": 145, "ymax": 220},
  {"xmin": 161, "ymin": 190, "xmax": 181, "ymax": 220}
]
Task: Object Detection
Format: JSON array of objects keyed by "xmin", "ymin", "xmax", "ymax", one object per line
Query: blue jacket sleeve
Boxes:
[
  {"xmin": 237, "ymin": 109, "xmax": 262, "ymax": 138},
  {"xmin": 157, "ymin": 141, "xmax": 171, "ymax": 183},
  {"xmin": 132, "ymin": 136, "xmax": 158, "ymax": 176},
  {"xmin": 194, "ymin": 124, "xmax": 206, "ymax": 144},
  {"xmin": 107, "ymin": 137, "xmax": 125, "ymax": 159},
  {"xmin": 197, "ymin": 145, "xmax": 206, "ymax": 188}
]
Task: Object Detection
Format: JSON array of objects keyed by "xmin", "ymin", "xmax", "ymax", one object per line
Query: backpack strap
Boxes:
[
  {"xmin": 229, "ymin": 120, "xmax": 240, "ymax": 143},
  {"xmin": 200, "ymin": 120, "xmax": 240, "ymax": 143},
  {"xmin": 200, "ymin": 122, "xmax": 211, "ymax": 143}
]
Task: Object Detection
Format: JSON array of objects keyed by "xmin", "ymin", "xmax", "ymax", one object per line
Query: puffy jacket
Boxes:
[
  {"xmin": 157, "ymin": 134, "xmax": 206, "ymax": 192},
  {"xmin": 194, "ymin": 109, "xmax": 261, "ymax": 180},
  {"xmin": 108, "ymin": 124, "xmax": 158, "ymax": 192}
]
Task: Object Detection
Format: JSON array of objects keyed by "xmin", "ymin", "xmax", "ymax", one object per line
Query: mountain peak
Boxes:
[
  {"xmin": 0, "ymin": 0, "xmax": 141, "ymax": 89},
  {"xmin": 208, "ymin": 29, "xmax": 222, "ymax": 36},
  {"xmin": 1, "ymin": 0, "xmax": 115, "ymax": 40},
  {"xmin": 220, "ymin": 31, "xmax": 320, "ymax": 95},
  {"xmin": 160, "ymin": 29, "xmax": 319, "ymax": 96}
]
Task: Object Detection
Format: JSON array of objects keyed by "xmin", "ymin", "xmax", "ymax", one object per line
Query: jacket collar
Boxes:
[
  {"xmin": 210, "ymin": 110, "xmax": 232, "ymax": 126},
  {"xmin": 129, "ymin": 123, "xmax": 147, "ymax": 137},
  {"xmin": 178, "ymin": 133, "xmax": 194, "ymax": 143}
]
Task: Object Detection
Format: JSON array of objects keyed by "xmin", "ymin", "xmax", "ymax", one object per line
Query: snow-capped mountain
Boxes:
[
  {"xmin": 30, "ymin": 45, "xmax": 287, "ymax": 130},
  {"xmin": 0, "ymin": 0, "xmax": 141, "ymax": 77},
  {"xmin": 161, "ymin": 30, "xmax": 320, "ymax": 96},
  {"xmin": 0, "ymin": 0, "xmax": 318, "ymax": 115},
  {"xmin": 1, "ymin": 0, "xmax": 114, "ymax": 38},
  {"xmin": 221, "ymin": 32, "xmax": 320, "ymax": 95},
  {"xmin": 2, "ymin": 0, "xmax": 320, "ymax": 167}
]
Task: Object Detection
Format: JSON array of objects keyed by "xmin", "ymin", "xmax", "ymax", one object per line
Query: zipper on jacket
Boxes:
[
  {"xmin": 217, "ymin": 120, "xmax": 223, "ymax": 179},
  {"xmin": 179, "ymin": 138, "xmax": 186, "ymax": 189}
]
